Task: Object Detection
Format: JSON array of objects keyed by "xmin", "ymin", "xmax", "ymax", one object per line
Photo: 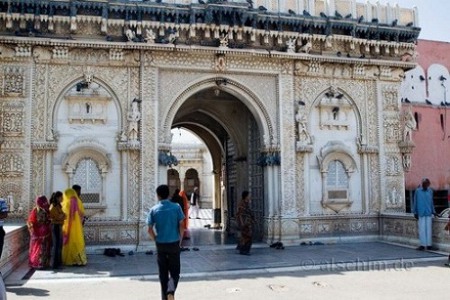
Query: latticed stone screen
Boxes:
[
  {"xmin": 73, "ymin": 158, "xmax": 102, "ymax": 204},
  {"xmin": 326, "ymin": 160, "xmax": 348, "ymax": 188}
]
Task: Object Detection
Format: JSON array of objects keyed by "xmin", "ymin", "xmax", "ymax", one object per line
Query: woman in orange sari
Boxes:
[
  {"xmin": 62, "ymin": 188, "xmax": 87, "ymax": 266},
  {"xmin": 27, "ymin": 196, "xmax": 52, "ymax": 269},
  {"xmin": 179, "ymin": 190, "xmax": 190, "ymax": 239}
]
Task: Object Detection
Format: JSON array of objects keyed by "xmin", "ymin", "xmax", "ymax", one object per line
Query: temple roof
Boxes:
[{"xmin": 0, "ymin": 0, "xmax": 420, "ymax": 44}]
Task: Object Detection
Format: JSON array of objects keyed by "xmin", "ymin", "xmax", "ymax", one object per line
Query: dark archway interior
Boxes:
[{"xmin": 172, "ymin": 87, "xmax": 265, "ymax": 241}]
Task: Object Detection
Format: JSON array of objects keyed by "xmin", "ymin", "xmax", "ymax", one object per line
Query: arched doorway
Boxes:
[{"xmin": 169, "ymin": 82, "xmax": 267, "ymax": 241}]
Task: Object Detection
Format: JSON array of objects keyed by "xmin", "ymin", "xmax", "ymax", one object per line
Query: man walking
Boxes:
[
  {"xmin": 413, "ymin": 178, "xmax": 437, "ymax": 251},
  {"xmin": 148, "ymin": 185, "xmax": 185, "ymax": 300}
]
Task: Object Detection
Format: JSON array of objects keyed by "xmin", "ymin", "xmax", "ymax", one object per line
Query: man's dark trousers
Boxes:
[{"xmin": 156, "ymin": 241, "xmax": 180, "ymax": 300}]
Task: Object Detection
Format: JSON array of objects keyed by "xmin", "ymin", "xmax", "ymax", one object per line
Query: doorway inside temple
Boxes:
[{"xmin": 168, "ymin": 85, "xmax": 266, "ymax": 244}]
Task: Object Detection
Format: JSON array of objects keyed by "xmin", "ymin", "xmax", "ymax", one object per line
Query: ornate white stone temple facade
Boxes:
[{"xmin": 0, "ymin": 0, "xmax": 426, "ymax": 247}]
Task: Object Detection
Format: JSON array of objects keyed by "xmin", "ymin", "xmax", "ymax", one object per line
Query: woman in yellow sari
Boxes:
[{"xmin": 62, "ymin": 188, "xmax": 87, "ymax": 266}]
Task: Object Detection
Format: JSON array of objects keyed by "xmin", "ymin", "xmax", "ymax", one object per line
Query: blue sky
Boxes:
[{"xmin": 366, "ymin": 0, "xmax": 450, "ymax": 42}]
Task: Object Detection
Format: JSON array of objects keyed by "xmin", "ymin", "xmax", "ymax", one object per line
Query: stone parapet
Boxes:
[{"xmin": 0, "ymin": 224, "xmax": 28, "ymax": 277}]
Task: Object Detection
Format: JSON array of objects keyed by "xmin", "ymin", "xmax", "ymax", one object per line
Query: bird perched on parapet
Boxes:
[
  {"xmin": 298, "ymin": 41, "xmax": 312, "ymax": 53},
  {"xmin": 346, "ymin": 53, "xmax": 351, "ymax": 58},
  {"xmin": 199, "ymin": 0, "xmax": 206, "ymax": 4},
  {"xmin": 246, "ymin": 0, "xmax": 253, "ymax": 9},
  {"xmin": 325, "ymin": 91, "xmax": 334, "ymax": 98},
  {"xmin": 425, "ymin": 99, "xmax": 432, "ymax": 105},
  {"xmin": 155, "ymin": 0, "xmax": 163, "ymax": 3},
  {"xmin": 359, "ymin": 54, "xmax": 365, "ymax": 59},
  {"xmin": 335, "ymin": 11, "xmax": 343, "ymax": 19},
  {"xmin": 258, "ymin": 5, "xmax": 267, "ymax": 12},
  {"xmin": 419, "ymin": 75, "xmax": 425, "ymax": 81},
  {"xmin": 345, "ymin": 13, "xmax": 352, "ymax": 19},
  {"xmin": 298, "ymin": 100, "xmax": 305, "ymax": 106},
  {"xmin": 336, "ymin": 51, "xmax": 342, "ymax": 57},
  {"xmin": 357, "ymin": 15, "xmax": 364, "ymax": 23},
  {"xmin": 391, "ymin": 19, "xmax": 398, "ymax": 26},
  {"xmin": 320, "ymin": 12, "xmax": 328, "ymax": 18},
  {"xmin": 303, "ymin": 10, "xmax": 311, "ymax": 17},
  {"xmin": 406, "ymin": 22, "xmax": 414, "ymax": 27},
  {"xmin": 371, "ymin": 18, "xmax": 378, "ymax": 23},
  {"xmin": 288, "ymin": 9, "xmax": 296, "ymax": 15},
  {"xmin": 403, "ymin": 98, "xmax": 411, "ymax": 103}
]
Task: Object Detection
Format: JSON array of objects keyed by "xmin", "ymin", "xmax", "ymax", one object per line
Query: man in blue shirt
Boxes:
[
  {"xmin": 147, "ymin": 185, "xmax": 185, "ymax": 300},
  {"xmin": 413, "ymin": 178, "xmax": 437, "ymax": 251}
]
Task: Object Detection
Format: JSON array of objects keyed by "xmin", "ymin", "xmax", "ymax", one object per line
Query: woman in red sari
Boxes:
[{"xmin": 27, "ymin": 195, "xmax": 52, "ymax": 269}]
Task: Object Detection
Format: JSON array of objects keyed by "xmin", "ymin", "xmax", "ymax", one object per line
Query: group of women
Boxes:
[{"xmin": 27, "ymin": 187, "xmax": 87, "ymax": 269}]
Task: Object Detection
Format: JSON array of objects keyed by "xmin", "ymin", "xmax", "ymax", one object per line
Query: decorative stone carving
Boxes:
[
  {"xmin": 1, "ymin": 66, "xmax": 25, "ymax": 97},
  {"xmin": 385, "ymin": 155, "xmax": 401, "ymax": 176},
  {"xmin": 402, "ymin": 108, "xmax": 417, "ymax": 142},
  {"xmin": 52, "ymin": 46, "xmax": 69, "ymax": 59},
  {"xmin": 144, "ymin": 29, "xmax": 156, "ymax": 44},
  {"xmin": 66, "ymin": 95, "xmax": 110, "ymax": 124},
  {"xmin": 0, "ymin": 45, "xmax": 15, "ymax": 59},
  {"xmin": 295, "ymin": 106, "xmax": 312, "ymax": 145},
  {"xmin": 383, "ymin": 117, "xmax": 400, "ymax": 143},
  {"xmin": 0, "ymin": 153, "xmax": 24, "ymax": 177},
  {"xmin": 219, "ymin": 34, "xmax": 229, "ymax": 49},
  {"xmin": 109, "ymin": 49, "xmax": 123, "ymax": 61},
  {"xmin": 215, "ymin": 54, "xmax": 226, "ymax": 72},
  {"xmin": 298, "ymin": 41, "xmax": 312, "ymax": 53},
  {"xmin": 15, "ymin": 45, "xmax": 31, "ymax": 57},
  {"xmin": 127, "ymin": 99, "xmax": 141, "ymax": 142},
  {"xmin": 1, "ymin": 102, "xmax": 24, "ymax": 136},
  {"xmin": 318, "ymin": 87, "xmax": 352, "ymax": 130},
  {"xmin": 382, "ymin": 86, "xmax": 399, "ymax": 111},
  {"xmin": 317, "ymin": 141, "xmax": 357, "ymax": 213},
  {"xmin": 286, "ymin": 38, "xmax": 296, "ymax": 53},
  {"xmin": 125, "ymin": 28, "xmax": 136, "ymax": 42},
  {"xmin": 33, "ymin": 46, "xmax": 52, "ymax": 62},
  {"xmin": 386, "ymin": 182, "xmax": 402, "ymax": 209}
]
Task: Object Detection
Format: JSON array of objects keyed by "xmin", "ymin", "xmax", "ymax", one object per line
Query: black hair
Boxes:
[
  {"xmin": 50, "ymin": 191, "xmax": 63, "ymax": 206},
  {"xmin": 72, "ymin": 184, "xmax": 81, "ymax": 194},
  {"xmin": 156, "ymin": 184, "xmax": 170, "ymax": 199},
  {"xmin": 242, "ymin": 190, "xmax": 249, "ymax": 199}
]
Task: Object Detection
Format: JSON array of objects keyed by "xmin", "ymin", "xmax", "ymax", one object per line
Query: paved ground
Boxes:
[
  {"xmin": 4, "ymin": 241, "xmax": 449, "ymax": 300},
  {"xmin": 3, "ymin": 209, "xmax": 450, "ymax": 299}
]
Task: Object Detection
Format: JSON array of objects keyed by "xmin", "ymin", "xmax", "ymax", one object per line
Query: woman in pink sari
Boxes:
[{"xmin": 27, "ymin": 195, "xmax": 52, "ymax": 269}]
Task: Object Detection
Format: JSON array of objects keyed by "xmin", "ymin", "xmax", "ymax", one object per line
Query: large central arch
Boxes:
[{"xmin": 162, "ymin": 77, "xmax": 275, "ymax": 240}]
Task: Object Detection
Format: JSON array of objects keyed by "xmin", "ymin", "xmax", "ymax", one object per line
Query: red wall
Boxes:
[
  {"xmin": 416, "ymin": 40, "xmax": 450, "ymax": 72},
  {"xmin": 405, "ymin": 105, "xmax": 450, "ymax": 190},
  {"xmin": 404, "ymin": 40, "xmax": 450, "ymax": 190}
]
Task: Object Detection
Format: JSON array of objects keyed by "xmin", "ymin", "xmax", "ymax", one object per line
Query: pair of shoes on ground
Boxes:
[
  {"xmin": 416, "ymin": 245, "xmax": 438, "ymax": 251},
  {"xmin": 270, "ymin": 242, "xmax": 285, "ymax": 250},
  {"xmin": 104, "ymin": 248, "xmax": 125, "ymax": 257}
]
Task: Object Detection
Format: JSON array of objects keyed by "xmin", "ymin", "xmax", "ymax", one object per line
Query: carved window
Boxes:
[
  {"xmin": 73, "ymin": 158, "xmax": 102, "ymax": 204},
  {"xmin": 326, "ymin": 160, "xmax": 348, "ymax": 200}
]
